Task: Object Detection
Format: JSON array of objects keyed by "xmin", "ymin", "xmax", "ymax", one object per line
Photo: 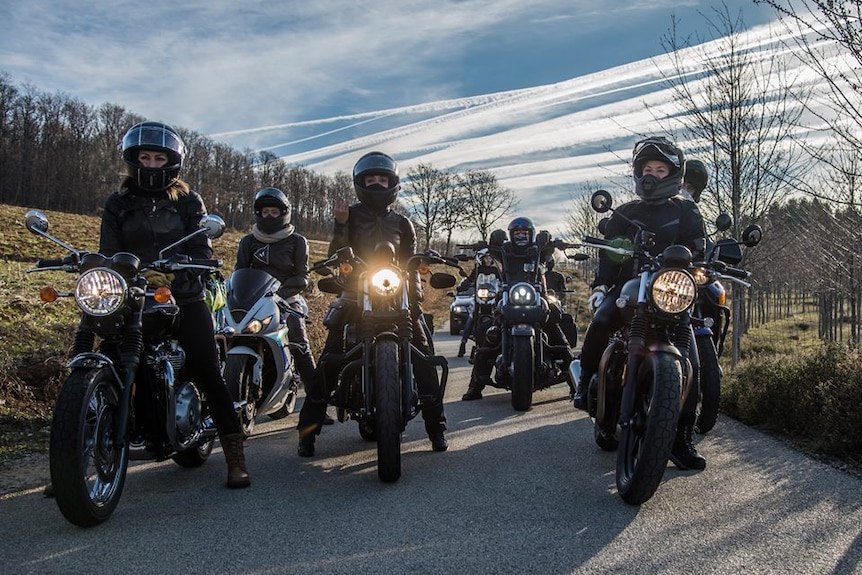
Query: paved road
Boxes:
[{"xmin": 1, "ymin": 330, "xmax": 861, "ymax": 574}]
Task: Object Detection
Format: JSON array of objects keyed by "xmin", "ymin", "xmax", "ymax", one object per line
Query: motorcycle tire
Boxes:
[
  {"xmin": 511, "ymin": 335, "xmax": 535, "ymax": 411},
  {"xmin": 616, "ymin": 353, "xmax": 681, "ymax": 505},
  {"xmin": 172, "ymin": 439, "xmax": 215, "ymax": 468},
  {"xmin": 224, "ymin": 355, "xmax": 257, "ymax": 438},
  {"xmin": 49, "ymin": 367, "xmax": 129, "ymax": 527},
  {"xmin": 695, "ymin": 336, "xmax": 721, "ymax": 435},
  {"xmin": 375, "ymin": 339, "xmax": 403, "ymax": 483}
]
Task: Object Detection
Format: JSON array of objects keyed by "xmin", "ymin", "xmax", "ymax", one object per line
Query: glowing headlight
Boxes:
[
  {"xmin": 509, "ymin": 282, "xmax": 537, "ymax": 306},
  {"xmin": 74, "ymin": 268, "xmax": 126, "ymax": 316},
  {"xmin": 243, "ymin": 316, "xmax": 273, "ymax": 334},
  {"xmin": 371, "ymin": 268, "xmax": 401, "ymax": 296},
  {"xmin": 650, "ymin": 269, "xmax": 696, "ymax": 314},
  {"xmin": 452, "ymin": 305, "xmax": 469, "ymax": 314},
  {"xmin": 691, "ymin": 266, "xmax": 710, "ymax": 285},
  {"xmin": 477, "ymin": 287, "xmax": 496, "ymax": 301}
]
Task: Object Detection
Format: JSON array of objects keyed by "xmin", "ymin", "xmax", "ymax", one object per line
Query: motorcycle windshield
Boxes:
[{"xmin": 226, "ymin": 268, "xmax": 280, "ymax": 310}]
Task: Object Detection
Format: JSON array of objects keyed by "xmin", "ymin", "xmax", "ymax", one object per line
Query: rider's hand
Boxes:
[
  {"xmin": 334, "ymin": 200, "xmax": 349, "ymax": 224},
  {"xmin": 587, "ymin": 285, "xmax": 607, "ymax": 314},
  {"xmin": 143, "ymin": 270, "xmax": 175, "ymax": 287}
]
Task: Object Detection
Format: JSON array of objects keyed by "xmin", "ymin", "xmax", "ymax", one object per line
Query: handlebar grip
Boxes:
[
  {"xmin": 191, "ymin": 259, "xmax": 222, "ymax": 268},
  {"xmin": 724, "ymin": 266, "xmax": 750, "ymax": 279},
  {"xmin": 36, "ymin": 259, "xmax": 64, "ymax": 268},
  {"xmin": 582, "ymin": 235, "xmax": 608, "ymax": 246}
]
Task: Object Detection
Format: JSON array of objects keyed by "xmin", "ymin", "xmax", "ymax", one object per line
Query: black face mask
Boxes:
[
  {"xmin": 255, "ymin": 214, "xmax": 287, "ymax": 234},
  {"xmin": 641, "ymin": 174, "xmax": 659, "ymax": 193}
]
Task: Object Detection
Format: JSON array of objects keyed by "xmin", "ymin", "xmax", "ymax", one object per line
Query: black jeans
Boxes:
[{"xmin": 176, "ymin": 299, "xmax": 239, "ymax": 436}]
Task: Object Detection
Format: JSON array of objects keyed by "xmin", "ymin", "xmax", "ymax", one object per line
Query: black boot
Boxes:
[
  {"xmin": 457, "ymin": 342, "xmax": 466, "ymax": 358},
  {"xmin": 670, "ymin": 413, "xmax": 706, "ymax": 470},
  {"xmin": 461, "ymin": 376, "xmax": 486, "ymax": 401},
  {"xmin": 572, "ymin": 372, "xmax": 593, "ymax": 411},
  {"xmin": 220, "ymin": 433, "xmax": 251, "ymax": 488}
]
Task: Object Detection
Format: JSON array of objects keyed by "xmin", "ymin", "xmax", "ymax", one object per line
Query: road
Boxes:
[{"xmin": 1, "ymin": 329, "xmax": 861, "ymax": 575}]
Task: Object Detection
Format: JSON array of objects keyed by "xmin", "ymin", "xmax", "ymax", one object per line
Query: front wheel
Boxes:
[
  {"xmin": 616, "ymin": 353, "xmax": 681, "ymax": 505},
  {"xmin": 695, "ymin": 336, "xmax": 721, "ymax": 434},
  {"xmin": 49, "ymin": 368, "xmax": 129, "ymax": 527},
  {"xmin": 375, "ymin": 339, "xmax": 403, "ymax": 483},
  {"xmin": 510, "ymin": 335, "xmax": 534, "ymax": 411},
  {"xmin": 224, "ymin": 355, "xmax": 257, "ymax": 438}
]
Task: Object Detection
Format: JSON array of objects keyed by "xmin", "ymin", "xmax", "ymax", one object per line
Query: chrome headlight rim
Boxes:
[
  {"xmin": 74, "ymin": 267, "xmax": 127, "ymax": 316},
  {"xmin": 509, "ymin": 282, "xmax": 537, "ymax": 306},
  {"xmin": 650, "ymin": 269, "xmax": 696, "ymax": 314},
  {"xmin": 370, "ymin": 268, "xmax": 402, "ymax": 297}
]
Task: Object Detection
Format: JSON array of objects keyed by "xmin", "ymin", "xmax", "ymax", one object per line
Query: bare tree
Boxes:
[
  {"xmin": 456, "ymin": 169, "xmax": 518, "ymax": 241},
  {"xmin": 659, "ymin": 4, "xmax": 809, "ymax": 364},
  {"xmin": 402, "ymin": 163, "xmax": 452, "ymax": 251}
]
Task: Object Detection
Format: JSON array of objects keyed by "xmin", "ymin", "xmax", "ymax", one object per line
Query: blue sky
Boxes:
[{"xmin": 1, "ymin": 0, "xmax": 785, "ymax": 233}]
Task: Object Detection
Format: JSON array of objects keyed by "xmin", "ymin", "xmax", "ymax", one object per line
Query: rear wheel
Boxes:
[
  {"xmin": 224, "ymin": 355, "xmax": 257, "ymax": 438},
  {"xmin": 510, "ymin": 335, "xmax": 535, "ymax": 411},
  {"xmin": 50, "ymin": 368, "xmax": 129, "ymax": 527},
  {"xmin": 695, "ymin": 336, "xmax": 721, "ymax": 434},
  {"xmin": 375, "ymin": 339, "xmax": 403, "ymax": 483},
  {"xmin": 616, "ymin": 353, "xmax": 681, "ymax": 505}
]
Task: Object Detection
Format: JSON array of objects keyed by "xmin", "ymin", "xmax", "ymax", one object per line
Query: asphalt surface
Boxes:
[{"xmin": 1, "ymin": 329, "xmax": 861, "ymax": 575}]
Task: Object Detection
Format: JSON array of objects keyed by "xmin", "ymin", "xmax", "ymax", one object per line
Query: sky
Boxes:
[{"xmin": 1, "ymin": 0, "xmax": 788, "ymax": 234}]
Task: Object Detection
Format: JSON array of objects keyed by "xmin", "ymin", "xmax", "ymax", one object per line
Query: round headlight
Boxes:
[
  {"xmin": 650, "ymin": 269, "xmax": 696, "ymax": 314},
  {"xmin": 509, "ymin": 282, "xmax": 537, "ymax": 306},
  {"xmin": 371, "ymin": 268, "xmax": 401, "ymax": 296},
  {"xmin": 75, "ymin": 268, "xmax": 126, "ymax": 316}
]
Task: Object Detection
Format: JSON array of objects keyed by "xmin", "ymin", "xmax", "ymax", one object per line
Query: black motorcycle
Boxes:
[
  {"xmin": 691, "ymin": 214, "xmax": 762, "ymax": 434},
  {"xmin": 25, "ymin": 210, "xmax": 226, "ymax": 527},
  {"xmin": 479, "ymin": 233, "xmax": 579, "ymax": 411},
  {"xmin": 311, "ymin": 244, "xmax": 458, "ymax": 482},
  {"xmin": 580, "ymin": 190, "xmax": 698, "ymax": 505}
]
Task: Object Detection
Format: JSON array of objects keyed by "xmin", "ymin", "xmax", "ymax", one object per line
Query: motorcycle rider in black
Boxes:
[
  {"xmin": 572, "ymin": 136, "xmax": 708, "ymax": 470},
  {"xmin": 457, "ymin": 248, "xmax": 502, "ymax": 358},
  {"xmin": 235, "ymin": 187, "xmax": 316, "ymax": 388},
  {"xmin": 296, "ymin": 151, "xmax": 448, "ymax": 455},
  {"xmin": 100, "ymin": 121, "xmax": 250, "ymax": 488},
  {"xmin": 461, "ymin": 217, "xmax": 574, "ymax": 400}
]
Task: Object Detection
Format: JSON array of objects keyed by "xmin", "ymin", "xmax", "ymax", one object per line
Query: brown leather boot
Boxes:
[{"xmin": 220, "ymin": 433, "xmax": 251, "ymax": 488}]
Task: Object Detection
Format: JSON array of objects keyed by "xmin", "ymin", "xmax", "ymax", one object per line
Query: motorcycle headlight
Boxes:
[
  {"xmin": 75, "ymin": 268, "xmax": 126, "ymax": 316},
  {"xmin": 650, "ymin": 269, "xmax": 696, "ymax": 314},
  {"xmin": 477, "ymin": 287, "xmax": 496, "ymax": 301},
  {"xmin": 452, "ymin": 305, "xmax": 469, "ymax": 314},
  {"xmin": 509, "ymin": 282, "xmax": 537, "ymax": 306},
  {"xmin": 691, "ymin": 266, "xmax": 710, "ymax": 285},
  {"xmin": 243, "ymin": 316, "xmax": 273, "ymax": 335},
  {"xmin": 371, "ymin": 268, "xmax": 401, "ymax": 296}
]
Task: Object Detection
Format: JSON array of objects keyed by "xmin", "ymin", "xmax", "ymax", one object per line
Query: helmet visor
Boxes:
[
  {"xmin": 633, "ymin": 140, "xmax": 681, "ymax": 169},
  {"xmin": 123, "ymin": 125, "xmax": 185, "ymax": 159}
]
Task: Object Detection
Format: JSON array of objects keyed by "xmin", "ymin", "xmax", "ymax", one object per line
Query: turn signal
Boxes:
[
  {"xmin": 339, "ymin": 262, "xmax": 353, "ymax": 275},
  {"xmin": 39, "ymin": 286, "xmax": 59, "ymax": 302},
  {"xmin": 418, "ymin": 263, "xmax": 431, "ymax": 275},
  {"xmin": 154, "ymin": 286, "xmax": 172, "ymax": 303}
]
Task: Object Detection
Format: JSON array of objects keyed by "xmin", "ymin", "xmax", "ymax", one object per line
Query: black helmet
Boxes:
[
  {"xmin": 353, "ymin": 151, "xmax": 400, "ymax": 213},
  {"xmin": 507, "ymin": 217, "xmax": 535, "ymax": 247},
  {"xmin": 122, "ymin": 121, "xmax": 185, "ymax": 191},
  {"xmin": 684, "ymin": 159, "xmax": 709, "ymax": 202},
  {"xmin": 632, "ymin": 136, "xmax": 684, "ymax": 204},
  {"xmin": 546, "ymin": 258, "xmax": 555, "ymax": 271},
  {"xmin": 253, "ymin": 187, "xmax": 292, "ymax": 234}
]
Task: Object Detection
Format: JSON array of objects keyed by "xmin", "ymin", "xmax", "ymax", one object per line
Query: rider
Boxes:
[
  {"xmin": 461, "ymin": 217, "xmax": 573, "ymax": 400},
  {"xmin": 100, "ymin": 121, "xmax": 250, "ymax": 488},
  {"xmin": 235, "ymin": 187, "xmax": 316, "ymax": 389},
  {"xmin": 572, "ymin": 135, "xmax": 708, "ymax": 470},
  {"xmin": 544, "ymin": 257, "xmax": 578, "ymax": 350},
  {"xmin": 457, "ymin": 248, "xmax": 502, "ymax": 358},
  {"xmin": 295, "ymin": 151, "xmax": 448, "ymax": 455},
  {"xmin": 680, "ymin": 159, "xmax": 708, "ymax": 203}
]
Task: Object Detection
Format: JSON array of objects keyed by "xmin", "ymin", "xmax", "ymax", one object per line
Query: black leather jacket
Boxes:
[
  {"xmin": 99, "ymin": 183, "xmax": 211, "ymax": 304},
  {"xmin": 235, "ymin": 229, "xmax": 310, "ymax": 299},
  {"xmin": 594, "ymin": 196, "xmax": 706, "ymax": 290}
]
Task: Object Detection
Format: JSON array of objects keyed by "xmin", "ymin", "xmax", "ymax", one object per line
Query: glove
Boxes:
[
  {"xmin": 587, "ymin": 285, "xmax": 607, "ymax": 314},
  {"xmin": 143, "ymin": 270, "xmax": 175, "ymax": 288}
]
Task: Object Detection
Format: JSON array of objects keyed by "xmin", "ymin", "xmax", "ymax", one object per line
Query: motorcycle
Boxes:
[
  {"xmin": 479, "ymin": 234, "xmax": 579, "ymax": 411},
  {"xmin": 311, "ymin": 244, "xmax": 459, "ymax": 482},
  {"xmin": 578, "ymin": 190, "xmax": 698, "ymax": 505},
  {"xmin": 216, "ymin": 268, "xmax": 309, "ymax": 438},
  {"xmin": 690, "ymin": 214, "xmax": 762, "ymax": 434},
  {"xmin": 452, "ymin": 246, "xmax": 502, "ymax": 363},
  {"xmin": 25, "ymin": 210, "xmax": 227, "ymax": 527}
]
